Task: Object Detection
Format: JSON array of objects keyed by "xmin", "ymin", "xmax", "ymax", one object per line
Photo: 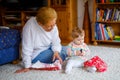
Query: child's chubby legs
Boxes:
[
  {"xmin": 65, "ymin": 56, "xmax": 85, "ymax": 74},
  {"xmin": 32, "ymin": 46, "xmax": 68, "ymax": 64}
]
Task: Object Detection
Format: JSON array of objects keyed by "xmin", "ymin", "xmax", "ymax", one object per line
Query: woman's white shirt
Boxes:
[{"xmin": 22, "ymin": 17, "xmax": 61, "ymax": 68}]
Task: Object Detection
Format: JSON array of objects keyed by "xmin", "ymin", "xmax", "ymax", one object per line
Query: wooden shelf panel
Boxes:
[{"xmin": 5, "ymin": 11, "xmax": 21, "ymax": 13}]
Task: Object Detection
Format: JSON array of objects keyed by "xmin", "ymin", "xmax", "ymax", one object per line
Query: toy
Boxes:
[
  {"xmin": 64, "ymin": 56, "xmax": 107, "ymax": 74},
  {"xmin": 84, "ymin": 56, "xmax": 107, "ymax": 72}
]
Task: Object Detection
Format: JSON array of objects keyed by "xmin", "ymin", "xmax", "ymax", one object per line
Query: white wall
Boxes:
[{"xmin": 77, "ymin": 0, "xmax": 93, "ymax": 28}]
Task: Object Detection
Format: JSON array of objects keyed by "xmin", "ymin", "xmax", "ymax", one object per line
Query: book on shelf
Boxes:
[
  {"xmin": 108, "ymin": 9, "xmax": 113, "ymax": 21},
  {"xmin": 106, "ymin": 26, "xmax": 114, "ymax": 40},
  {"xmin": 96, "ymin": 8, "xmax": 100, "ymax": 21},
  {"xmin": 114, "ymin": 9, "xmax": 120, "ymax": 21},
  {"xmin": 99, "ymin": 23, "xmax": 105, "ymax": 40},
  {"xmin": 99, "ymin": 9, "xmax": 104, "ymax": 21},
  {"xmin": 95, "ymin": 23, "xmax": 99, "ymax": 40},
  {"xmin": 95, "ymin": 23, "xmax": 103, "ymax": 40},
  {"xmin": 103, "ymin": 9, "xmax": 107, "ymax": 21},
  {"xmin": 95, "ymin": 23, "xmax": 115, "ymax": 40},
  {"xmin": 111, "ymin": 8, "xmax": 116, "ymax": 21},
  {"xmin": 114, "ymin": 35, "xmax": 120, "ymax": 41},
  {"xmin": 105, "ymin": 8, "xmax": 111, "ymax": 21},
  {"xmin": 104, "ymin": 26, "xmax": 110, "ymax": 40},
  {"xmin": 118, "ymin": 13, "xmax": 120, "ymax": 21}
]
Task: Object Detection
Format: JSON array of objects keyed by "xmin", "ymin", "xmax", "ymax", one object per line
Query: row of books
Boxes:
[
  {"xmin": 96, "ymin": 0, "xmax": 120, "ymax": 3},
  {"xmin": 95, "ymin": 23, "xmax": 114, "ymax": 40},
  {"xmin": 96, "ymin": 0, "xmax": 107, "ymax": 3},
  {"xmin": 110, "ymin": 0, "xmax": 120, "ymax": 2},
  {"xmin": 96, "ymin": 8, "xmax": 120, "ymax": 22}
]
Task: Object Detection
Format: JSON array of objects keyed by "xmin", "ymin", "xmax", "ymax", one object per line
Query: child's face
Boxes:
[{"xmin": 74, "ymin": 36, "xmax": 84, "ymax": 45}]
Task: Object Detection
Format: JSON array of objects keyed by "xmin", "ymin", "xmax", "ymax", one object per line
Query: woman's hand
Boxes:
[
  {"xmin": 52, "ymin": 51, "xmax": 63, "ymax": 64},
  {"xmin": 15, "ymin": 68, "xmax": 30, "ymax": 73}
]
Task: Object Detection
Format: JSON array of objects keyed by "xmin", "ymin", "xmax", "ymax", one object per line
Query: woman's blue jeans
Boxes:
[{"xmin": 32, "ymin": 46, "xmax": 68, "ymax": 63}]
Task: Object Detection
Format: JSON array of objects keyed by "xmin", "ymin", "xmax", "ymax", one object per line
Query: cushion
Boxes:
[{"xmin": 0, "ymin": 29, "xmax": 21, "ymax": 50}]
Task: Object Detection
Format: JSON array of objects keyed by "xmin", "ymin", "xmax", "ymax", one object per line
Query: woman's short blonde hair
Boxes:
[
  {"xmin": 36, "ymin": 7, "xmax": 57, "ymax": 25},
  {"xmin": 72, "ymin": 27, "xmax": 85, "ymax": 39}
]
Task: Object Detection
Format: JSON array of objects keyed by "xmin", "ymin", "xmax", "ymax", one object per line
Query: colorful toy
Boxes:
[{"xmin": 84, "ymin": 56, "xmax": 107, "ymax": 72}]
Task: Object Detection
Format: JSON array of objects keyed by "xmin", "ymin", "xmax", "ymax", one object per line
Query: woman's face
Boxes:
[{"xmin": 41, "ymin": 18, "xmax": 57, "ymax": 32}]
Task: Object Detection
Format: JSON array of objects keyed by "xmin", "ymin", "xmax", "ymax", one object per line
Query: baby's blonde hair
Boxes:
[
  {"xmin": 72, "ymin": 27, "xmax": 85, "ymax": 39},
  {"xmin": 36, "ymin": 7, "xmax": 57, "ymax": 25}
]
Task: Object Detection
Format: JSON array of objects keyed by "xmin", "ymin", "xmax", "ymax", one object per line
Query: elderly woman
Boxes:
[{"xmin": 15, "ymin": 7, "xmax": 67, "ymax": 73}]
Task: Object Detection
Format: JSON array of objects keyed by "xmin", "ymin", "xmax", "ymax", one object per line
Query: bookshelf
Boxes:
[
  {"xmin": 1, "ymin": 10, "xmax": 20, "ymax": 30},
  {"xmin": 92, "ymin": 0, "xmax": 120, "ymax": 45},
  {"xmin": 1, "ymin": 9, "xmax": 38, "ymax": 32},
  {"xmin": 0, "ymin": 0, "xmax": 48, "ymax": 32}
]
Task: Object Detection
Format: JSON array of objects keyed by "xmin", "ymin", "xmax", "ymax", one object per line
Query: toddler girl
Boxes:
[
  {"xmin": 67, "ymin": 27, "xmax": 90, "ymax": 57},
  {"xmin": 64, "ymin": 27, "xmax": 90, "ymax": 73}
]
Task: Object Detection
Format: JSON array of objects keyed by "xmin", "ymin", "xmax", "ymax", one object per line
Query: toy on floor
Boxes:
[
  {"xmin": 30, "ymin": 60, "xmax": 61, "ymax": 71},
  {"xmin": 84, "ymin": 56, "xmax": 107, "ymax": 72},
  {"xmin": 64, "ymin": 56, "xmax": 107, "ymax": 74}
]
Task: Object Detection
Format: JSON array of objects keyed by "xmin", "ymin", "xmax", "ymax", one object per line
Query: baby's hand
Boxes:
[
  {"xmin": 80, "ymin": 52, "xmax": 85, "ymax": 56},
  {"xmin": 76, "ymin": 50, "xmax": 85, "ymax": 56},
  {"xmin": 76, "ymin": 50, "xmax": 81, "ymax": 56}
]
